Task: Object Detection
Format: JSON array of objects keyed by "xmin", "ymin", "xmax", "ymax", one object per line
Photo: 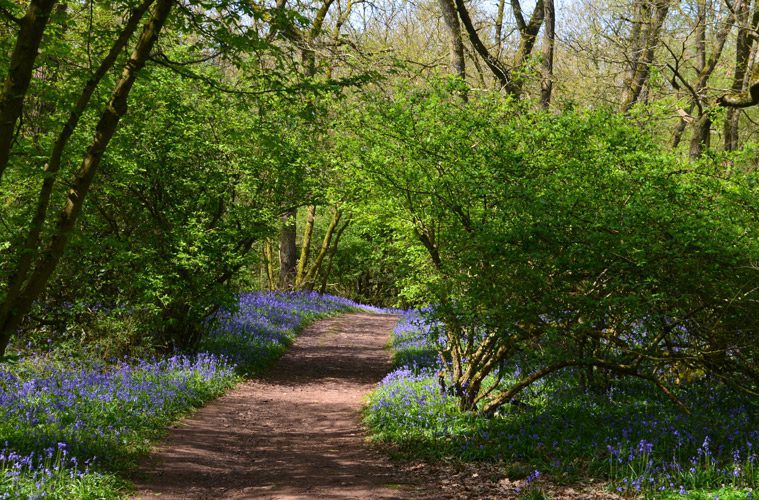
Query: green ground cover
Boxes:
[
  {"xmin": 366, "ymin": 311, "xmax": 758, "ymax": 499},
  {"xmin": 0, "ymin": 291, "xmax": 363, "ymax": 498}
]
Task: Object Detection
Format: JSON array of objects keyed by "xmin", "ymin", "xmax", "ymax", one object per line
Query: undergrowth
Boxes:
[
  {"xmin": 0, "ymin": 291, "xmax": 369, "ymax": 498},
  {"xmin": 366, "ymin": 311, "xmax": 758, "ymax": 499}
]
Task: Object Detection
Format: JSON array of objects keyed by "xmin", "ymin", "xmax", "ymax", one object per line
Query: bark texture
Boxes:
[
  {"xmin": 0, "ymin": 0, "xmax": 175, "ymax": 355},
  {"xmin": 263, "ymin": 239, "xmax": 276, "ymax": 291},
  {"xmin": 0, "ymin": 0, "xmax": 58, "ymax": 181},
  {"xmin": 718, "ymin": 66, "xmax": 759, "ymax": 108},
  {"xmin": 452, "ymin": 0, "xmax": 513, "ymax": 92},
  {"xmin": 620, "ymin": 0, "xmax": 670, "ymax": 112},
  {"xmin": 438, "ymin": 0, "xmax": 466, "ymax": 81},
  {"xmin": 540, "ymin": 0, "xmax": 555, "ymax": 108}
]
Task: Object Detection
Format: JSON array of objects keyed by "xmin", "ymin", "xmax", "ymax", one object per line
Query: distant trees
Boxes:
[
  {"xmin": 0, "ymin": 0, "xmax": 358, "ymax": 354},
  {"xmin": 567, "ymin": 0, "xmax": 759, "ymax": 155},
  {"xmin": 270, "ymin": 0, "xmax": 357, "ymax": 290},
  {"xmin": 2, "ymin": 0, "xmax": 759, "ymax": 377}
]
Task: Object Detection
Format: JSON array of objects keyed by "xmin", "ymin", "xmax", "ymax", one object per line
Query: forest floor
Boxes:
[{"xmin": 131, "ymin": 312, "xmax": 616, "ymax": 499}]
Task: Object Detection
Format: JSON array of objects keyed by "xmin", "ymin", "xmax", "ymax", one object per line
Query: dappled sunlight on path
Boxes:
[{"xmin": 132, "ymin": 313, "xmax": 426, "ymax": 499}]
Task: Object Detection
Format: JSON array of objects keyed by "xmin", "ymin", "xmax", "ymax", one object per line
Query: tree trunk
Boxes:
[
  {"xmin": 511, "ymin": 0, "xmax": 545, "ymax": 69},
  {"xmin": 319, "ymin": 216, "xmax": 350, "ymax": 294},
  {"xmin": 438, "ymin": 0, "xmax": 466, "ymax": 82},
  {"xmin": 302, "ymin": 208, "xmax": 342, "ymax": 289},
  {"xmin": 3, "ymin": 0, "xmax": 156, "ymax": 315},
  {"xmin": 278, "ymin": 0, "xmax": 336, "ymax": 292},
  {"xmin": 452, "ymin": 0, "xmax": 513, "ymax": 92},
  {"xmin": 669, "ymin": 1, "xmax": 734, "ymax": 153},
  {"xmin": 494, "ymin": 0, "xmax": 506, "ymax": 57},
  {"xmin": 0, "ymin": 0, "xmax": 175, "ymax": 356},
  {"xmin": 694, "ymin": 0, "xmax": 706, "ymax": 74},
  {"xmin": 724, "ymin": 1, "xmax": 753, "ymax": 151},
  {"xmin": 689, "ymin": 113, "xmax": 711, "ymax": 159},
  {"xmin": 451, "ymin": 0, "xmax": 544, "ymax": 97},
  {"xmin": 508, "ymin": 0, "xmax": 545, "ymax": 97},
  {"xmin": 0, "ymin": 0, "xmax": 58, "ymax": 182},
  {"xmin": 294, "ymin": 205, "xmax": 316, "ymax": 289},
  {"xmin": 623, "ymin": 0, "xmax": 647, "ymax": 87},
  {"xmin": 686, "ymin": 0, "xmax": 709, "ymax": 159},
  {"xmin": 671, "ymin": 103, "xmax": 694, "ymax": 148},
  {"xmin": 279, "ymin": 208, "xmax": 297, "ymax": 290},
  {"xmin": 539, "ymin": 0, "xmax": 555, "ymax": 109},
  {"xmin": 620, "ymin": 0, "xmax": 670, "ymax": 112}
]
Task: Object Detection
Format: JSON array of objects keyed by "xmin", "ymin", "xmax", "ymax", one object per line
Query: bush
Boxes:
[
  {"xmin": 348, "ymin": 84, "xmax": 759, "ymax": 413},
  {"xmin": 366, "ymin": 314, "xmax": 759, "ymax": 498}
]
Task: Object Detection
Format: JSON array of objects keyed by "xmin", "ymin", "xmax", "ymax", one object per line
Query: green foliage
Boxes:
[
  {"xmin": 31, "ymin": 56, "xmax": 326, "ymax": 352},
  {"xmin": 0, "ymin": 0, "xmax": 350, "ymax": 356},
  {"xmin": 365, "ymin": 366, "xmax": 758, "ymax": 497},
  {"xmin": 345, "ymin": 82, "xmax": 759, "ymax": 412},
  {"xmin": 324, "ymin": 220, "xmax": 411, "ymax": 307}
]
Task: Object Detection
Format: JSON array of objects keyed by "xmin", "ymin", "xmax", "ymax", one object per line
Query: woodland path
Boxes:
[
  {"xmin": 131, "ymin": 312, "xmax": 613, "ymax": 499},
  {"xmin": 132, "ymin": 312, "xmax": 432, "ymax": 499}
]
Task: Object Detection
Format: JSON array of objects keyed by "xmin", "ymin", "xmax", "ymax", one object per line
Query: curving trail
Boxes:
[
  {"xmin": 132, "ymin": 312, "xmax": 428, "ymax": 499},
  {"xmin": 131, "ymin": 312, "xmax": 615, "ymax": 499}
]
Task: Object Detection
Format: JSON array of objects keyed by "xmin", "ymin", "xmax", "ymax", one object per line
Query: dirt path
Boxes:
[
  {"xmin": 132, "ymin": 312, "xmax": 428, "ymax": 499},
  {"xmin": 132, "ymin": 312, "xmax": 615, "ymax": 500}
]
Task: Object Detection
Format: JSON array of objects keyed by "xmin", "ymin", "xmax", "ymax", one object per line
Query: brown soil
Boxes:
[{"xmin": 131, "ymin": 312, "xmax": 618, "ymax": 500}]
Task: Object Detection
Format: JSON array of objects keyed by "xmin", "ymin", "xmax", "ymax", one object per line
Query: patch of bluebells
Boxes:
[
  {"xmin": 369, "ymin": 365, "xmax": 459, "ymax": 435},
  {"xmin": 0, "ymin": 291, "xmax": 375, "ymax": 497},
  {"xmin": 367, "ymin": 311, "xmax": 759, "ymax": 498},
  {"xmin": 0, "ymin": 443, "xmax": 112, "ymax": 498},
  {"xmin": 202, "ymin": 291, "xmax": 392, "ymax": 373},
  {"xmin": 603, "ymin": 405, "xmax": 757, "ymax": 496},
  {"xmin": 0, "ymin": 351, "xmax": 236, "ymax": 496},
  {"xmin": 388, "ymin": 309, "xmax": 443, "ymax": 370}
]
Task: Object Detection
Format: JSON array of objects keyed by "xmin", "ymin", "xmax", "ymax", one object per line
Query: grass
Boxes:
[
  {"xmin": 365, "ymin": 310, "xmax": 758, "ymax": 499},
  {"xmin": 0, "ymin": 291, "xmax": 371, "ymax": 498}
]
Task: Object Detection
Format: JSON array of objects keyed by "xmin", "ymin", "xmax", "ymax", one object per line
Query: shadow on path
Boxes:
[{"xmin": 132, "ymin": 313, "xmax": 425, "ymax": 499}]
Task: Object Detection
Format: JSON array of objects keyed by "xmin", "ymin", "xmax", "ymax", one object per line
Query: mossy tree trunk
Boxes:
[{"xmin": 0, "ymin": 0, "xmax": 175, "ymax": 356}]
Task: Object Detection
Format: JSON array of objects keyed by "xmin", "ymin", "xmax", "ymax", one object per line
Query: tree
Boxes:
[
  {"xmin": 447, "ymin": 0, "xmax": 545, "ymax": 96},
  {"xmin": 540, "ymin": 0, "xmax": 555, "ymax": 108},
  {"xmin": 347, "ymin": 83, "xmax": 759, "ymax": 413},
  {"xmin": 723, "ymin": 0, "xmax": 755, "ymax": 150},
  {"xmin": 620, "ymin": 0, "xmax": 671, "ymax": 112},
  {"xmin": 0, "ymin": 0, "xmax": 304, "ymax": 354},
  {"xmin": 0, "ymin": 0, "xmax": 175, "ymax": 355},
  {"xmin": 0, "ymin": 0, "xmax": 58, "ymax": 181},
  {"xmin": 719, "ymin": 64, "xmax": 759, "ymax": 108},
  {"xmin": 271, "ymin": 0, "xmax": 347, "ymax": 290},
  {"xmin": 62, "ymin": 60, "xmax": 297, "ymax": 350},
  {"xmin": 663, "ymin": 0, "xmax": 735, "ymax": 158},
  {"xmin": 438, "ymin": 0, "xmax": 466, "ymax": 82}
]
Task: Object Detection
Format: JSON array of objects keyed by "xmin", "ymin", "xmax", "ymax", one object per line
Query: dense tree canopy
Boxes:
[
  {"xmin": 343, "ymin": 85, "xmax": 759, "ymax": 410},
  {"xmin": 1, "ymin": 0, "xmax": 758, "ymax": 410}
]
